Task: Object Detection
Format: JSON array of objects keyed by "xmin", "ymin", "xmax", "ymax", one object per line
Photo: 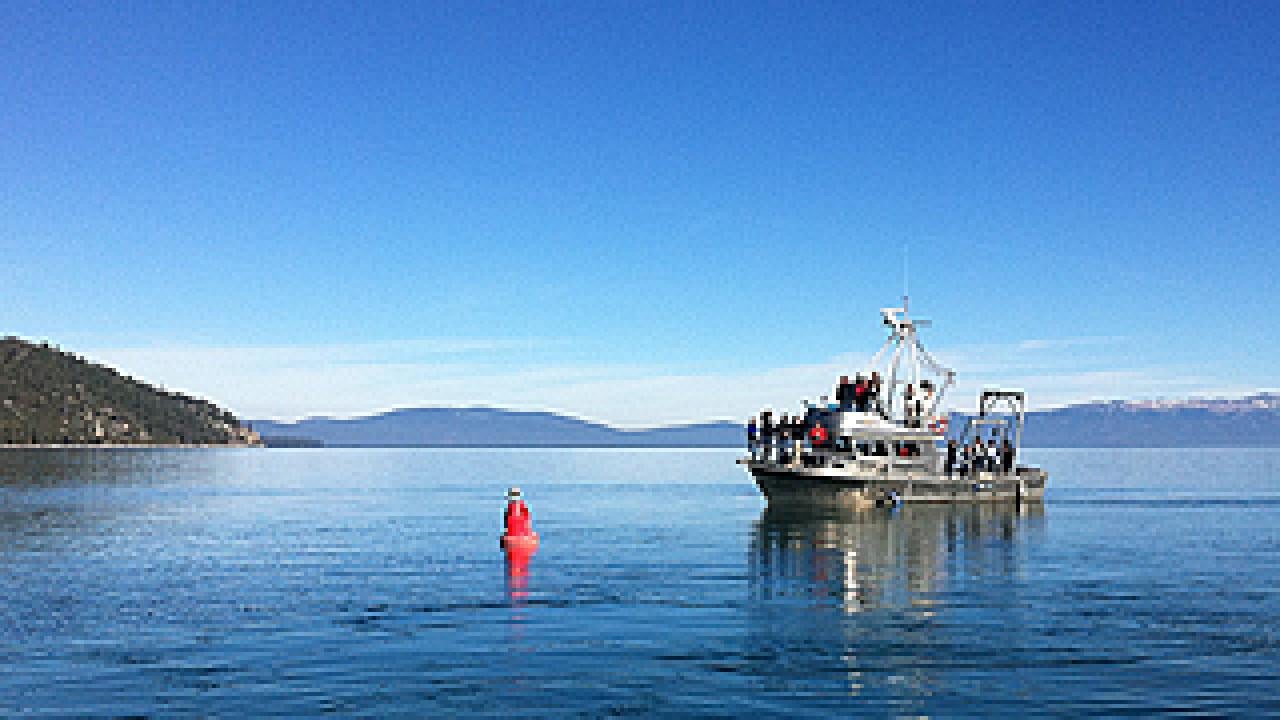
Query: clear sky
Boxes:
[{"xmin": 3, "ymin": 2, "xmax": 1278, "ymax": 425}]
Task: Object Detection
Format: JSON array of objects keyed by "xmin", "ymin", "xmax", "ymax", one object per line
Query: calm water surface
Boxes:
[{"xmin": 1, "ymin": 448, "xmax": 1278, "ymax": 717}]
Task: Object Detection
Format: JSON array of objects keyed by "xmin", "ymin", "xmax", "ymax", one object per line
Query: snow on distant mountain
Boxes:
[
  {"xmin": 1113, "ymin": 393, "xmax": 1280, "ymax": 412},
  {"xmin": 1022, "ymin": 393, "xmax": 1280, "ymax": 447}
]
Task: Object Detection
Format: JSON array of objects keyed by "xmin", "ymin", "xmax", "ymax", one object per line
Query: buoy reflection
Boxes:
[{"xmin": 504, "ymin": 543, "xmax": 536, "ymax": 606}]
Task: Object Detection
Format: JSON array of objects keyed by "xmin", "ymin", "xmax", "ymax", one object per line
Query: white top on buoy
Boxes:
[{"xmin": 507, "ymin": 487, "xmax": 522, "ymax": 500}]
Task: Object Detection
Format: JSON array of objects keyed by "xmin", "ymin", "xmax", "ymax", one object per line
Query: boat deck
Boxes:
[{"xmin": 743, "ymin": 458, "xmax": 1047, "ymax": 509}]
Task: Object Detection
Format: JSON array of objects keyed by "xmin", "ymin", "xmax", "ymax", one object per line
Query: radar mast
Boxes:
[{"xmin": 864, "ymin": 298, "xmax": 955, "ymax": 424}]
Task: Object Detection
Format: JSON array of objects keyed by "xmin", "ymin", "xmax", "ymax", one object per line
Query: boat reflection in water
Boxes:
[
  {"xmin": 752, "ymin": 503, "xmax": 1045, "ymax": 612},
  {"xmin": 748, "ymin": 503, "xmax": 1045, "ymax": 705}
]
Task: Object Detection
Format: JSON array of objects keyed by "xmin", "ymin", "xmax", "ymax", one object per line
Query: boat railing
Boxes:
[{"xmin": 786, "ymin": 448, "xmax": 943, "ymax": 474}]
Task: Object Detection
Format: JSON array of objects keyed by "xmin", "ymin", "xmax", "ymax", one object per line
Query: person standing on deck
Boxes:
[
  {"xmin": 789, "ymin": 415, "xmax": 804, "ymax": 466},
  {"xmin": 854, "ymin": 375, "xmax": 868, "ymax": 412},
  {"xmin": 747, "ymin": 416, "xmax": 758, "ymax": 459},
  {"xmin": 870, "ymin": 372, "xmax": 884, "ymax": 417},
  {"xmin": 780, "ymin": 414, "xmax": 793, "ymax": 464},
  {"xmin": 1001, "ymin": 440, "xmax": 1015, "ymax": 473},
  {"xmin": 987, "ymin": 440, "xmax": 1000, "ymax": 474},
  {"xmin": 946, "ymin": 438, "xmax": 958, "ymax": 475},
  {"xmin": 974, "ymin": 439, "xmax": 986, "ymax": 472},
  {"xmin": 764, "ymin": 412, "xmax": 776, "ymax": 462}
]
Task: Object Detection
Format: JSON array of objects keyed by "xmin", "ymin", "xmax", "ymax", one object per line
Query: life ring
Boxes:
[
  {"xmin": 809, "ymin": 425, "xmax": 828, "ymax": 443},
  {"xmin": 929, "ymin": 417, "xmax": 949, "ymax": 433}
]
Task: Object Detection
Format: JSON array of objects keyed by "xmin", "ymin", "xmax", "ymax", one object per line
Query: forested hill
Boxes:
[{"xmin": 0, "ymin": 337, "xmax": 261, "ymax": 446}]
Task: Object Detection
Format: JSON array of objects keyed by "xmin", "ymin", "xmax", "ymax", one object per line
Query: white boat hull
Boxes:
[{"xmin": 744, "ymin": 459, "xmax": 1047, "ymax": 509}]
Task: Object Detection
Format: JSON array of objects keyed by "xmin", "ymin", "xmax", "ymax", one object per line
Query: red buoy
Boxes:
[{"xmin": 501, "ymin": 487, "xmax": 539, "ymax": 554}]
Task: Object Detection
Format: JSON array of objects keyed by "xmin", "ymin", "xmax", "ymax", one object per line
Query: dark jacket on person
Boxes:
[{"xmin": 835, "ymin": 381, "xmax": 851, "ymax": 410}]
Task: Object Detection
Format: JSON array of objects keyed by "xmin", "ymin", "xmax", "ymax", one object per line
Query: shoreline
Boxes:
[
  {"xmin": 0, "ymin": 443, "xmax": 263, "ymax": 449},
  {"xmin": 2, "ymin": 443, "xmax": 1279, "ymax": 450}
]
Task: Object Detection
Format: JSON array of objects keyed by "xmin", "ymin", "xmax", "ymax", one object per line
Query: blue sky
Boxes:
[{"xmin": 3, "ymin": 2, "xmax": 1278, "ymax": 425}]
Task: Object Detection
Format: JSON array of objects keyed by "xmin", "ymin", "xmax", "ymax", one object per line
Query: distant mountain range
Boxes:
[
  {"xmin": 251, "ymin": 408, "xmax": 743, "ymax": 447},
  {"xmin": 253, "ymin": 394, "xmax": 1280, "ymax": 448}
]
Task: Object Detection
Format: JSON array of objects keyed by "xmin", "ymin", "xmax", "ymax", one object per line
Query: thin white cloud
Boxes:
[{"xmin": 1013, "ymin": 336, "xmax": 1126, "ymax": 352}]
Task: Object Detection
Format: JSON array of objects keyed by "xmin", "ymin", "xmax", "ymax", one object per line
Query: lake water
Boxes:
[{"xmin": 2, "ymin": 448, "xmax": 1278, "ymax": 717}]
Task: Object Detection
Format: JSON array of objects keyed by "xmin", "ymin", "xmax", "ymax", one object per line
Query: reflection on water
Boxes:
[
  {"xmin": 748, "ymin": 504, "xmax": 1046, "ymax": 704},
  {"xmin": 752, "ymin": 503, "xmax": 1044, "ymax": 612},
  {"xmin": 504, "ymin": 544, "xmax": 535, "ymax": 609}
]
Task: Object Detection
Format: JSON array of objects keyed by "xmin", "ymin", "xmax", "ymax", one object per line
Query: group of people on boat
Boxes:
[
  {"xmin": 831, "ymin": 373, "xmax": 937, "ymax": 428},
  {"xmin": 746, "ymin": 411, "xmax": 802, "ymax": 464},
  {"xmin": 945, "ymin": 437, "xmax": 1016, "ymax": 476},
  {"xmin": 745, "ymin": 372, "xmax": 1020, "ymax": 475},
  {"xmin": 833, "ymin": 373, "xmax": 883, "ymax": 414},
  {"xmin": 746, "ymin": 416, "xmax": 929, "ymax": 467}
]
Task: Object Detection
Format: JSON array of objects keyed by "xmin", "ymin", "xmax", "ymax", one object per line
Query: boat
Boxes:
[{"xmin": 741, "ymin": 298, "xmax": 1048, "ymax": 509}]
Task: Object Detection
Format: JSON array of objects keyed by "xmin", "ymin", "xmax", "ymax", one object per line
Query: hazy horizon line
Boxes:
[{"xmin": 249, "ymin": 389, "xmax": 1280, "ymax": 431}]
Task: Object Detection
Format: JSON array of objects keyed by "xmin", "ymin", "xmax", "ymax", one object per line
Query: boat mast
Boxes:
[
  {"xmin": 870, "ymin": 297, "xmax": 955, "ymax": 423},
  {"xmin": 885, "ymin": 331, "xmax": 903, "ymax": 420}
]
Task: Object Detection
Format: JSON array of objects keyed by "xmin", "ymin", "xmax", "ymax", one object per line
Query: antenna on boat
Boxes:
[{"xmin": 903, "ymin": 244, "xmax": 909, "ymax": 313}]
